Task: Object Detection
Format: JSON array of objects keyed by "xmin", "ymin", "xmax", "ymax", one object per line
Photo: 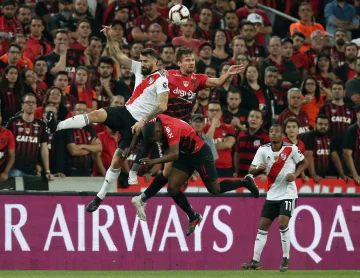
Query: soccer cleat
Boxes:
[
  {"xmin": 244, "ymin": 174, "xmax": 260, "ymax": 198},
  {"xmin": 86, "ymin": 196, "xmax": 102, "ymax": 212},
  {"xmin": 128, "ymin": 170, "xmax": 139, "ymax": 185},
  {"xmin": 186, "ymin": 213, "xmax": 202, "ymax": 236},
  {"xmin": 241, "ymin": 259, "xmax": 261, "ymax": 270},
  {"xmin": 131, "ymin": 195, "xmax": 147, "ymax": 221},
  {"xmin": 280, "ymin": 257, "xmax": 289, "ymax": 272}
]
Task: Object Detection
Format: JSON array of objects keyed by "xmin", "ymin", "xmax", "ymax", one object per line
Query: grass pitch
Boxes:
[{"xmin": 0, "ymin": 271, "xmax": 358, "ymax": 278}]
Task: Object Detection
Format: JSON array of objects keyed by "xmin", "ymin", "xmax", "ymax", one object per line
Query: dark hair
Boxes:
[
  {"xmin": 70, "ymin": 67, "xmax": 93, "ymax": 107},
  {"xmin": 204, "ymin": 65, "xmax": 218, "ymax": 76},
  {"xmin": 243, "ymin": 64, "xmax": 261, "ymax": 86},
  {"xmin": 75, "ymin": 101, "xmax": 87, "ymax": 106},
  {"xmin": 34, "ymin": 57, "xmax": 47, "ymax": 65},
  {"xmin": 269, "ymin": 124, "xmax": 283, "ymax": 132},
  {"xmin": 76, "ymin": 18, "xmax": 91, "ymax": 29},
  {"xmin": 284, "ymin": 116, "xmax": 300, "ymax": 131},
  {"xmin": 334, "ymin": 28, "xmax": 347, "ymax": 37},
  {"xmin": 54, "ymin": 29, "xmax": 69, "ymax": 39},
  {"xmin": 142, "ymin": 122, "xmax": 157, "ymax": 141},
  {"xmin": 13, "ymin": 33, "xmax": 26, "ymax": 42},
  {"xmin": 2, "ymin": 0, "xmax": 16, "ymax": 8},
  {"xmin": 199, "ymin": 5, "xmax": 212, "ymax": 14},
  {"xmin": 220, "ymin": 62, "xmax": 231, "ymax": 73},
  {"xmin": 265, "ymin": 66, "xmax": 279, "ymax": 74},
  {"xmin": 232, "ymin": 35, "xmax": 246, "ymax": 45},
  {"xmin": 140, "ymin": 48, "xmax": 158, "ymax": 59},
  {"xmin": 30, "ymin": 16, "xmax": 44, "ymax": 26},
  {"xmin": 42, "ymin": 86, "xmax": 65, "ymax": 107},
  {"xmin": 224, "ymin": 9, "xmax": 237, "ymax": 17},
  {"xmin": 301, "ymin": 76, "xmax": 321, "ymax": 103},
  {"xmin": 44, "ymin": 103, "xmax": 58, "ymax": 112},
  {"xmin": 345, "ymin": 42, "xmax": 358, "ymax": 52},
  {"xmin": 176, "ymin": 47, "xmax": 194, "ymax": 63},
  {"xmin": 248, "ymin": 109, "xmax": 264, "ymax": 120},
  {"xmin": 8, "ymin": 44, "xmax": 21, "ymax": 53},
  {"xmin": 227, "ymin": 87, "xmax": 241, "ymax": 95},
  {"xmin": 99, "ymin": 56, "xmax": 114, "ymax": 67},
  {"xmin": 18, "ymin": 4, "xmax": 31, "ymax": 12},
  {"xmin": 316, "ymin": 114, "xmax": 329, "ymax": 123},
  {"xmin": 315, "ymin": 53, "xmax": 332, "ymax": 75},
  {"xmin": 54, "ymin": 71, "xmax": 69, "ymax": 80},
  {"xmin": 214, "ymin": 29, "xmax": 230, "ymax": 54},
  {"xmin": 0, "ymin": 66, "xmax": 23, "ymax": 109},
  {"xmin": 162, "ymin": 43, "xmax": 175, "ymax": 53},
  {"xmin": 208, "ymin": 100, "xmax": 221, "ymax": 107},
  {"xmin": 331, "ymin": 80, "xmax": 345, "ymax": 90},
  {"xmin": 89, "ymin": 36, "xmax": 102, "ymax": 45},
  {"xmin": 22, "ymin": 93, "xmax": 36, "ymax": 102},
  {"xmin": 241, "ymin": 21, "xmax": 255, "ymax": 29},
  {"xmin": 292, "ymin": 32, "xmax": 306, "ymax": 40}
]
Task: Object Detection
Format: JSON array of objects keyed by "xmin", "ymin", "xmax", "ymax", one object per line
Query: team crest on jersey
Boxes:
[
  {"xmin": 253, "ymin": 140, "xmax": 260, "ymax": 146},
  {"xmin": 18, "ymin": 127, "xmax": 23, "ymax": 132},
  {"xmin": 25, "ymin": 128, "xmax": 30, "ymax": 134},
  {"xmin": 183, "ymin": 81, "xmax": 189, "ymax": 87},
  {"xmin": 34, "ymin": 130, "xmax": 38, "ymax": 134},
  {"xmin": 274, "ymin": 156, "xmax": 279, "ymax": 162},
  {"xmin": 148, "ymin": 77, "xmax": 154, "ymax": 84},
  {"xmin": 346, "ymin": 110, "xmax": 350, "ymax": 115},
  {"xmin": 317, "ymin": 140, "xmax": 321, "ymax": 144},
  {"xmin": 281, "ymin": 153, "xmax": 287, "ymax": 160}
]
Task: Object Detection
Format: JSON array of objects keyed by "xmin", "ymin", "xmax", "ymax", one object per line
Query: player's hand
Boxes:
[
  {"xmin": 313, "ymin": 175, "xmax": 322, "ymax": 184},
  {"xmin": 354, "ymin": 175, "xmax": 360, "ymax": 185},
  {"xmin": 132, "ymin": 120, "xmax": 145, "ymax": 135},
  {"xmin": 341, "ymin": 175, "xmax": 352, "ymax": 183},
  {"xmin": 0, "ymin": 172, "xmax": 8, "ymax": 181},
  {"xmin": 140, "ymin": 158, "xmax": 154, "ymax": 167},
  {"xmin": 227, "ymin": 64, "xmax": 245, "ymax": 75},
  {"xmin": 46, "ymin": 173, "xmax": 55, "ymax": 181},
  {"xmin": 256, "ymin": 163, "xmax": 267, "ymax": 172},
  {"xmin": 286, "ymin": 173, "xmax": 296, "ymax": 182},
  {"xmin": 258, "ymin": 174, "xmax": 267, "ymax": 182}
]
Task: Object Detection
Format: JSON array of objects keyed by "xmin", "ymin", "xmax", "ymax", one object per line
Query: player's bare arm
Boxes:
[
  {"xmin": 205, "ymin": 65, "xmax": 245, "ymax": 87},
  {"xmin": 286, "ymin": 158, "xmax": 308, "ymax": 182},
  {"xmin": 107, "ymin": 39, "xmax": 132, "ymax": 69},
  {"xmin": 249, "ymin": 163, "xmax": 267, "ymax": 175},
  {"xmin": 140, "ymin": 144, "xmax": 179, "ymax": 167},
  {"xmin": 132, "ymin": 91, "xmax": 169, "ymax": 134}
]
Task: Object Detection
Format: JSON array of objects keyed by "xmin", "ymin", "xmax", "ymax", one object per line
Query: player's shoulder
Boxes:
[
  {"xmin": 283, "ymin": 142, "xmax": 293, "ymax": 147},
  {"xmin": 261, "ymin": 142, "xmax": 272, "ymax": 148}
]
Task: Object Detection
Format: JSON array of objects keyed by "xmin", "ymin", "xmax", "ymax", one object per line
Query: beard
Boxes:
[
  {"xmin": 4, "ymin": 15, "xmax": 13, "ymax": 21},
  {"xmin": 245, "ymin": 3, "xmax": 256, "ymax": 9},
  {"xmin": 141, "ymin": 67, "xmax": 151, "ymax": 76},
  {"xmin": 336, "ymin": 39, "xmax": 346, "ymax": 46},
  {"xmin": 198, "ymin": 95, "xmax": 209, "ymax": 101},
  {"xmin": 347, "ymin": 56, "xmax": 356, "ymax": 63},
  {"xmin": 60, "ymin": 10, "xmax": 72, "ymax": 19},
  {"xmin": 100, "ymin": 73, "xmax": 111, "ymax": 79}
]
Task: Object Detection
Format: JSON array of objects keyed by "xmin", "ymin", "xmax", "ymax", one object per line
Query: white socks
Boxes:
[
  {"xmin": 97, "ymin": 167, "xmax": 121, "ymax": 200},
  {"xmin": 253, "ymin": 229, "xmax": 268, "ymax": 262},
  {"xmin": 57, "ymin": 114, "xmax": 89, "ymax": 130},
  {"xmin": 280, "ymin": 227, "xmax": 290, "ymax": 259}
]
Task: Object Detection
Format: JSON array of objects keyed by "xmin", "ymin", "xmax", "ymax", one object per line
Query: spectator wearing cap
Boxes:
[
  {"xmin": 131, "ymin": 0, "xmax": 168, "ymax": 43},
  {"xmin": 289, "ymin": 2, "xmax": 326, "ymax": 53},
  {"xmin": 145, "ymin": 23, "xmax": 165, "ymax": 56},
  {"xmin": 36, "ymin": 0, "xmax": 59, "ymax": 23},
  {"xmin": 240, "ymin": 21, "xmax": 266, "ymax": 64},
  {"xmin": 291, "ymin": 32, "xmax": 309, "ymax": 77},
  {"xmin": 223, "ymin": 10, "xmax": 241, "ymax": 44},
  {"xmin": 260, "ymin": 36, "xmax": 301, "ymax": 90},
  {"xmin": 195, "ymin": 6, "xmax": 214, "ymax": 42},
  {"xmin": 324, "ymin": 0, "xmax": 359, "ymax": 44},
  {"xmin": 236, "ymin": 0, "xmax": 272, "ymax": 46},
  {"xmin": 172, "ymin": 19, "xmax": 201, "ymax": 54},
  {"xmin": 0, "ymin": 0, "xmax": 23, "ymax": 38},
  {"xmin": 24, "ymin": 17, "xmax": 53, "ymax": 62},
  {"xmin": 247, "ymin": 13, "xmax": 266, "ymax": 46},
  {"xmin": 196, "ymin": 42, "xmax": 215, "ymax": 74}
]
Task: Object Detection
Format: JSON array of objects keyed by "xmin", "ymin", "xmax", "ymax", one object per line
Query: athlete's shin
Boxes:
[
  {"xmin": 280, "ymin": 227, "xmax": 290, "ymax": 259},
  {"xmin": 97, "ymin": 167, "xmax": 121, "ymax": 200},
  {"xmin": 141, "ymin": 172, "xmax": 168, "ymax": 202},
  {"xmin": 253, "ymin": 229, "xmax": 268, "ymax": 262}
]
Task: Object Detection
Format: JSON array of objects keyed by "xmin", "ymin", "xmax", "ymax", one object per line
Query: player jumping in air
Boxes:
[
  {"xmin": 139, "ymin": 114, "xmax": 260, "ymax": 236},
  {"xmin": 241, "ymin": 124, "xmax": 308, "ymax": 272},
  {"xmin": 129, "ymin": 47, "xmax": 244, "ymax": 216},
  {"xmin": 56, "ymin": 38, "xmax": 170, "ymax": 212}
]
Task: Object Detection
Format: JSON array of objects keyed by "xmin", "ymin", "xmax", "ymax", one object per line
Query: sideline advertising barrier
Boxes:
[{"xmin": 0, "ymin": 194, "xmax": 359, "ymax": 270}]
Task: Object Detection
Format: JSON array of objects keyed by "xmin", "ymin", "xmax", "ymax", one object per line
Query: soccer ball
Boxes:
[{"xmin": 169, "ymin": 4, "xmax": 190, "ymax": 25}]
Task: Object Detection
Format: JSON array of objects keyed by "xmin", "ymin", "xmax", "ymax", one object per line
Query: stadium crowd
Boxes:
[{"xmin": 0, "ymin": 0, "xmax": 359, "ymax": 185}]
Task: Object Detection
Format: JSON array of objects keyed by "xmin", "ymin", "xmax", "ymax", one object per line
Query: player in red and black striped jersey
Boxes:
[
  {"xmin": 318, "ymin": 81, "xmax": 356, "ymax": 152},
  {"xmin": 129, "ymin": 47, "xmax": 245, "ymax": 184},
  {"xmin": 303, "ymin": 115, "xmax": 350, "ymax": 183},
  {"xmin": 0, "ymin": 114, "xmax": 15, "ymax": 181},
  {"xmin": 131, "ymin": 114, "xmax": 259, "ymax": 236},
  {"xmin": 7, "ymin": 93, "xmax": 52, "ymax": 178},
  {"xmin": 234, "ymin": 110, "xmax": 270, "ymax": 178},
  {"xmin": 343, "ymin": 110, "xmax": 360, "ymax": 185}
]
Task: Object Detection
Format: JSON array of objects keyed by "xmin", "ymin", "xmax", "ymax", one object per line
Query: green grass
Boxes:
[{"xmin": 0, "ymin": 271, "xmax": 358, "ymax": 278}]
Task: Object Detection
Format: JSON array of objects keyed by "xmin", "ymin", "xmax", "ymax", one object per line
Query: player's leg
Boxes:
[
  {"xmin": 167, "ymin": 161, "xmax": 202, "ymax": 236},
  {"xmin": 57, "ymin": 108, "xmax": 108, "ymax": 130},
  {"xmin": 242, "ymin": 201, "xmax": 277, "ymax": 270},
  {"xmin": 278, "ymin": 199, "xmax": 296, "ymax": 272},
  {"xmin": 86, "ymin": 130, "xmax": 132, "ymax": 212}
]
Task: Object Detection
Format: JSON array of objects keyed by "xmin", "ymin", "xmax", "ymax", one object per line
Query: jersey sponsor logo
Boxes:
[
  {"xmin": 16, "ymin": 135, "xmax": 38, "ymax": 143},
  {"xmin": 317, "ymin": 149, "xmax": 330, "ymax": 155},
  {"xmin": 173, "ymin": 87, "xmax": 196, "ymax": 100},
  {"xmin": 165, "ymin": 126, "xmax": 174, "ymax": 138},
  {"xmin": 331, "ymin": 116, "xmax": 351, "ymax": 124},
  {"xmin": 163, "ymin": 82, "xmax": 168, "ymax": 89}
]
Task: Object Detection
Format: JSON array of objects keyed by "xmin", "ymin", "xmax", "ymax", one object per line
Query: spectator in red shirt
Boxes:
[
  {"xmin": 172, "ymin": 19, "xmax": 201, "ymax": 53},
  {"xmin": 204, "ymin": 100, "xmax": 236, "ymax": 177},
  {"xmin": 291, "ymin": 32, "xmax": 309, "ymax": 77},
  {"xmin": 236, "ymin": 0, "xmax": 272, "ymax": 46},
  {"xmin": 0, "ymin": 113, "xmax": 15, "ymax": 181},
  {"xmin": 131, "ymin": 0, "xmax": 168, "ymax": 43},
  {"xmin": 21, "ymin": 68, "xmax": 48, "ymax": 106},
  {"xmin": 0, "ymin": 0, "xmax": 23, "ymax": 38}
]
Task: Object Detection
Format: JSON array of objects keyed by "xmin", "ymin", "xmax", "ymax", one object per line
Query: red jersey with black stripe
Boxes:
[
  {"xmin": 158, "ymin": 114, "xmax": 204, "ymax": 154},
  {"xmin": 166, "ymin": 70, "xmax": 208, "ymax": 121},
  {"xmin": 0, "ymin": 127, "xmax": 15, "ymax": 172}
]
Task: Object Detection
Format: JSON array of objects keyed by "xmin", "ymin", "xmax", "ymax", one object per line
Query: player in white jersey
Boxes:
[
  {"xmin": 56, "ymin": 39, "xmax": 169, "ymax": 212},
  {"xmin": 241, "ymin": 124, "xmax": 308, "ymax": 272}
]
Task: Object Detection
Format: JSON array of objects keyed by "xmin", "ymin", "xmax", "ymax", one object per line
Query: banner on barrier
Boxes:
[
  {"xmin": 119, "ymin": 178, "xmax": 360, "ymax": 194},
  {"xmin": 0, "ymin": 195, "xmax": 359, "ymax": 270}
]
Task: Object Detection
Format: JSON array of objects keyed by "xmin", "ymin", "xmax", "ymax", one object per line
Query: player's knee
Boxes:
[
  {"xmin": 88, "ymin": 109, "xmax": 106, "ymax": 123},
  {"xmin": 167, "ymin": 184, "xmax": 178, "ymax": 196},
  {"xmin": 111, "ymin": 150, "xmax": 123, "ymax": 167},
  {"xmin": 206, "ymin": 181, "xmax": 221, "ymax": 195},
  {"xmin": 278, "ymin": 219, "xmax": 289, "ymax": 230}
]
